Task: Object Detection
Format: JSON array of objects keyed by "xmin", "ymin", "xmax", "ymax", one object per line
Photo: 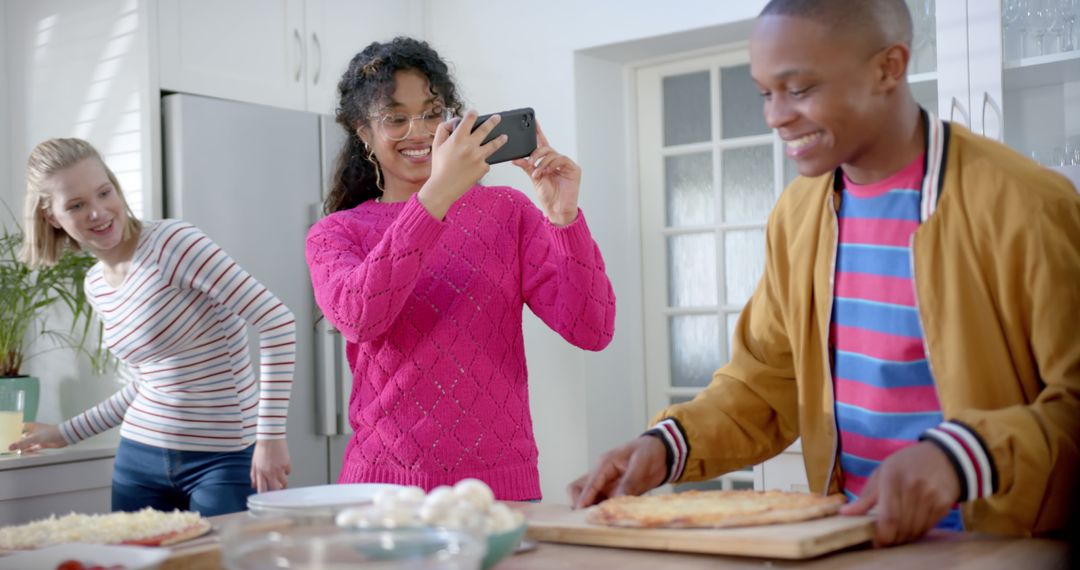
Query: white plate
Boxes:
[
  {"xmin": 247, "ymin": 483, "xmax": 404, "ymax": 511},
  {"xmin": 0, "ymin": 543, "xmax": 170, "ymax": 570}
]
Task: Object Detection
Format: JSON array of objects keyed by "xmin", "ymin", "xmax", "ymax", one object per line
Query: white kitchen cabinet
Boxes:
[
  {"xmin": 303, "ymin": 0, "xmax": 423, "ymax": 115},
  {"xmin": 909, "ymin": 0, "xmax": 1080, "ymax": 166},
  {"xmin": 158, "ymin": 0, "xmax": 307, "ymax": 110},
  {"xmin": 158, "ymin": 0, "xmax": 422, "ymax": 114},
  {"xmin": 0, "ymin": 444, "xmax": 116, "ymax": 526}
]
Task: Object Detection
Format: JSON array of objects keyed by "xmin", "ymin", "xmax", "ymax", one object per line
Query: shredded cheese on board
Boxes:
[{"xmin": 0, "ymin": 508, "xmax": 205, "ymax": 550}]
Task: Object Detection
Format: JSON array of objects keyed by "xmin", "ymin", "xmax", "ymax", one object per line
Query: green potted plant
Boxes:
[{"xmin": 1, "ymin": 213, "xmax": 104, "ymax": 423}]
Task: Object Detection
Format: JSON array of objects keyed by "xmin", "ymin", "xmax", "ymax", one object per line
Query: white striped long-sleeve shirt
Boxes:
[{"xmin": 59, "ymin": 219, "xmax": 296, "ymax": 451}]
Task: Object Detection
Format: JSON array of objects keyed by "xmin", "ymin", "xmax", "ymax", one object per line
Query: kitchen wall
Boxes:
[
  {"xmin": 5, "ymin": 0, "xmax": 160, "ymax": 220},
  {"xmin": 3, "ymin": 0, "xmax": 159, "ymax": 437},
  {"xmin": 423, "ymin": 0, "xmax": 767, "ymax": 500},
  {"xmin": 0, "ymin": 1, "xmax": 12, "ymax": 227}
]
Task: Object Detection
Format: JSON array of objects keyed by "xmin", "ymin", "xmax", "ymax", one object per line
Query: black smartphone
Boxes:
[{"xmin": 470, "ymin": 107, "xmax": 537, "ymax": 165}]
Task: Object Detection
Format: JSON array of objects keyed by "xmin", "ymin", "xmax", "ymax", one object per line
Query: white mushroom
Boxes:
[
  {"xmin": 372, "ymin": 488, "xmax": 400, "ymax": 510},
  {"xmin": 418, "ymin": 502, "xmax": 449, "ymax": 525},
  {"xmin": 487, "ymin": 503, "xmax": 521, "ymax": 533},
  {"xmin": 423, "ymin": 486, "xmax": 456, "ymax": 511},
  {"xmin": 335, "ymin": 506, "xmax": 379, "ymax": 529},
  {"xmin": 452, "ymin": 479, "xmax": 495, "ymax": 512},
  {"xmin": 377, "ymin": 506, "xmax": 421, "ymax": 529},
  {"xmin": 395, "ymin": 486, "xmax": 426, "ymax": 507},
  {"xmin": 346, "ymin": 480, "xmax": 519, "ymax": 536}
]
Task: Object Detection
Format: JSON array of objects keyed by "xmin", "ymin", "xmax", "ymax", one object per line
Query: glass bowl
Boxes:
[
  {"xmin": 332, "ymin": 505, "xmax": 528, "ymax": 569},
  {"xmin": 221, "ymin": 522, "xmax": 485, "ymax": 569},
  {"xmin": 481, "ymin": 522, "xmax": 527, "ymax": 570}
]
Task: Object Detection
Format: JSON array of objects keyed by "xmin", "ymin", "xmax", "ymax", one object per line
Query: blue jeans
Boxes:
[{"xmin": 112, "ymin": 438, "xmax": 255, "ymax": 516}]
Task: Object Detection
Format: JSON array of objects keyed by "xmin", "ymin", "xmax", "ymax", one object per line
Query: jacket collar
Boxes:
[
  {"xmin": 919, "ymin": 108, "xmax": 950, "ymax": 222},
  {"xmin": 829, "ymin": 108, "xmax": 951, "ymax": 223}
]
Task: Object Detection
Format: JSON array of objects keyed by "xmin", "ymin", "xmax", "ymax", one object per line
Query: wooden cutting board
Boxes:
[{"xmin": 525, "ymin": 504, "xmax": 875, "ymax": 560}]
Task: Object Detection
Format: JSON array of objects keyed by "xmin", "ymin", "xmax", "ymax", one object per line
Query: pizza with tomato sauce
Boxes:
[
  {"xmin": 0, "ymin": 508, "xmax": 210, "ymax": 551},
  {"xmin": 586, "ymin": 490, "xmax": 847, "ymax": 529}
]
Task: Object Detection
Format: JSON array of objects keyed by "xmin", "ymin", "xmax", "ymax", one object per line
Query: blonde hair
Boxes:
[{"xmin": 19, "ymin": 138, "xmax": 141, "ymax": 269}]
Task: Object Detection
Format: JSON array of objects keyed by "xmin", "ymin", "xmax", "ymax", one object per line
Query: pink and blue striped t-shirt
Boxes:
[{"xmin": 832, "ymin": 155, "xmax": 962, "ymax": 530}]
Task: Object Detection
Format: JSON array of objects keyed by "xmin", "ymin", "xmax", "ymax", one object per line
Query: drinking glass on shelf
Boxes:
[
  {"xmin": 1030, "ymin": 0, "xmax": 1056, "ymax": 55},
  {"xmin": 1004, "ymin": 0, "xmax": 1031, "ymax": 60},
  {"xmin": 1047, "ymin": 5, "xmax": 1070, "ymax": 53},
  {"xmin": 0, "ymin": 390, "xmax": 25, "ymax": 455},
  {"xmin": 1030, "ymin": 149, "xmax": 1050, "ymax": 165},
  {"xmin": 1058, "ymin": 0, "xmax": 1079, "ymax": 53},
  {"xmin": 907, "ymin": 0, "xmax": 936, "ymax": 74},
  {"xmin": 1050, "ymin": 146, "xmax": 1068, "ymax": 167},
  {"xmin": 1059, "ymin": 142, "xmax": 1079, "ymax": 166}
]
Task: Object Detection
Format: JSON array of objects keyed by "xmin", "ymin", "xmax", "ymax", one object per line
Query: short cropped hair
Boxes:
[{"xmin": 760, "ymin": 0, "xmax": 913, "ymax": 49}]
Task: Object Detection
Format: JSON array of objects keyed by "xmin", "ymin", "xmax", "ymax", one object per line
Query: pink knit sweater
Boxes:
[{"xmin": 305, "ymin": 185, "xmax": 616, "ymax": 500}]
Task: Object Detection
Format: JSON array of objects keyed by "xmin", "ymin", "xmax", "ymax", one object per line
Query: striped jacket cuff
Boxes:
[
  {"xmin": 919, "ymin": 420, "xmax": 998, "ymax": 502},
  {"xmin": 643, "ymin": 418, "xmax": 689, "ymax": 485}
]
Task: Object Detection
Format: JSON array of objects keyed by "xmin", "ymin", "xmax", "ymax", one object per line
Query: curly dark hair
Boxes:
[{"xmin": 324, "ymin": 37, "xmax": 464, "ymax": 214}]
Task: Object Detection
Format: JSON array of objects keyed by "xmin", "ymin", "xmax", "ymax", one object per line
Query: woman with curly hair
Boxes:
[{"xmin": 305, "ymin": 37, "xmax": 616, "ymax": 500}]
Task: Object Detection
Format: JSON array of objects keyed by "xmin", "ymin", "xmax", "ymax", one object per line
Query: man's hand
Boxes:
[
  {"xmin": 567, "ymin": 436, "xmax": 668, "ymax": 509},
  {"xmin": 840, "ymin": 441, "xmax": 961, "ymax": 547}
]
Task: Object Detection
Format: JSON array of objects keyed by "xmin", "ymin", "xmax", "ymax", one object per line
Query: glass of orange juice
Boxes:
[{"xmin": 0, "ymin": 390, "xmax": 25, "ymax": 455}]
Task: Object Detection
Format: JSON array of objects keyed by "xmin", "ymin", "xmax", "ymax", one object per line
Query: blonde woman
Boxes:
[{"xmin": 10, "ymin": 138, "xmax": 295, "ymax": 516}]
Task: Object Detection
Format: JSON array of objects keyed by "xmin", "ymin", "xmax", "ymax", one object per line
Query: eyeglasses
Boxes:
[{"xmin": 373, "ymin": 107, "xmax": 451, "ymax": 141}]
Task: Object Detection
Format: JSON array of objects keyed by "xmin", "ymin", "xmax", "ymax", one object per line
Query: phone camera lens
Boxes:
[{"xmin": 523, "ymin": 115, "xmax": 532, "ymax": 128}]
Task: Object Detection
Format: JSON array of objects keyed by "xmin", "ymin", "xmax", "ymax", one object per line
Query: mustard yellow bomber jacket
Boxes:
[{"xmin": 648, "ymin": 116, "xmax": 1080, "ymax": 535}]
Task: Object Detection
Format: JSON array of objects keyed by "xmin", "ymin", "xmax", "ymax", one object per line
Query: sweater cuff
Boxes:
[
  {"xmin": 643, "ymin": 418, "xmax": 689, "ymax": 485},
  {"xmin": 547, "ymin": 209, "xmax": 592, "ymax": 258},
  {"xmin": 919, "ymin": 420, "xmax": 997, "ymax": 502},
  {"xmin": 398, "ymin": 194, "xmax": 447, "ymax": 247}
]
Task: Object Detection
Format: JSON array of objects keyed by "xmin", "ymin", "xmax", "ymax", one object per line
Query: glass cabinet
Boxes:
[{"xmin": 909, "ymin": 0, "xmax": 1080, "ymax": 179}]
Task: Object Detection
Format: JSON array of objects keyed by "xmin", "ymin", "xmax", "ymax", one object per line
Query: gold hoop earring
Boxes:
[{"xmin": 364, "ymin": 145, "xmax": 384, "ymax": 193}]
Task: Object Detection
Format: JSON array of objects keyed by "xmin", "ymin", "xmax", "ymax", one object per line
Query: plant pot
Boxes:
[{"xmin": 0, "ymin": 376, "xmax": 39, "ymax": 423}]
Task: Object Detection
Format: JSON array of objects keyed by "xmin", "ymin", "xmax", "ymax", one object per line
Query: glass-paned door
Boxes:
[
  {"xmin": 638, "ymin": 51, "xmax": 785, "ymax": 491},
  {"xmin": 638, "ymin": 51, "xmax": 781, "ymax": 417}
]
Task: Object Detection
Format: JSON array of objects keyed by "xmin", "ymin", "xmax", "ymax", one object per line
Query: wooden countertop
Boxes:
[{"xmin": 164, "ymin": 503, "xmax": 1070, "ymax": 569}]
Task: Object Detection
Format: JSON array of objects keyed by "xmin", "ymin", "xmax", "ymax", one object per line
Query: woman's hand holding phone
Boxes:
[
  {"xmin": 418, "ymin": 110, "xmax": 507, "ymax": 220},
  {"xmin": 512, "ymin": 121, "xmax": 580, "ymax": 226}
]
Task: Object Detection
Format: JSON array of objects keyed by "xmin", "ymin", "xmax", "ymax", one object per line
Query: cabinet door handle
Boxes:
[
  {"xmin": 311, "ymin": 32, "xmax": 322, "ymax": 86},
  {"xmin": 949, "ymin": 96, "xmax": 970, "ymax": 128},
  {"xmin": 981, "ymin": 92, "xmax": 1003, "ymax": 142},
  {"xmin": 293, "ymin": 28, "xmax": 304, "ymax": 83}
]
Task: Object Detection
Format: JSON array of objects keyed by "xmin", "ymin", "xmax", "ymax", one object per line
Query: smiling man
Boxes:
[{"xmin": 569, "ymin": 0, "xmax": 1080, "ymax": 546}]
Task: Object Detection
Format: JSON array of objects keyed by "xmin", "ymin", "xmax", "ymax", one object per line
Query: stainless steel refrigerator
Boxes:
[{"xmin": 162, "ymin": 93, "xmax": 353, "ymax": 488}]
